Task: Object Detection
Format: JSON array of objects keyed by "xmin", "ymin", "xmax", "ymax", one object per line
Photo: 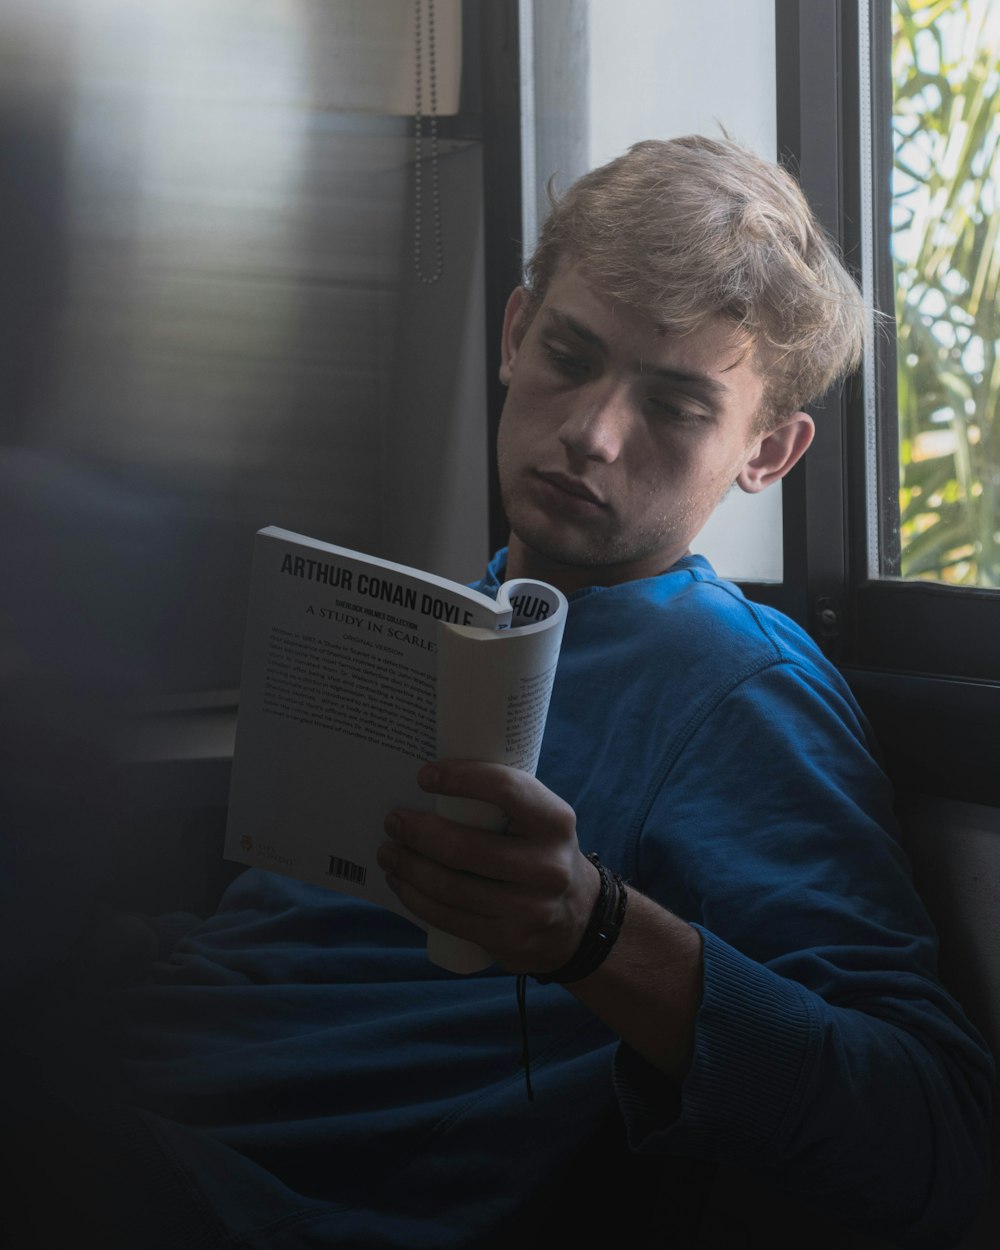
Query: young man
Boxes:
[{"xmin": 84, "ymin": 138, "xmax": 992, "ymax": 1248}]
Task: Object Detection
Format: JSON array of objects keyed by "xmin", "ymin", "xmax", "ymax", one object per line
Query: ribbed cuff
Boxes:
[{"xmin": 614, "ymin": 925, "xmax": 818, "ymax": 1158}]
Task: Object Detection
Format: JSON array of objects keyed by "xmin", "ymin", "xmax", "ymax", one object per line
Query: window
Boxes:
[
  {"xmin": 774, "ymin": 0, "xmax": 1000, "ymax": 805},
  {"xmin": 890, "ymin": 0, "xmax": 999, "ymax": 588}
]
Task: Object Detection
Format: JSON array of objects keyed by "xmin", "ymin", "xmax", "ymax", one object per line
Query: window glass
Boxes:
[{"xmin": 891, "ymin": 0, "xmax": 999, "ymax": 586}]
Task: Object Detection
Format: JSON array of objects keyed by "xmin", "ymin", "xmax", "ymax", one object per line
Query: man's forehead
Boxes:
[{"xmin": 536, "ymin": 270, "xmax": 756, "ymax": 385}]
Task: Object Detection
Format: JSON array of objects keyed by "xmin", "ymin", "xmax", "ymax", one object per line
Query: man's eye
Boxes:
[
  {"xmin": 544, "ymin": 346, "xmax": 591, "ymax": 377},
  {"xmin": 648, "ymin": 396, "xmax": 701, "ymax": 422}
]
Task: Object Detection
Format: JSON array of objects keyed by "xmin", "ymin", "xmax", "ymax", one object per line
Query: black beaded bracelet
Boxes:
[{"xmin": 532, "ymin": 854, "xmax": 628, "ymax": 985}]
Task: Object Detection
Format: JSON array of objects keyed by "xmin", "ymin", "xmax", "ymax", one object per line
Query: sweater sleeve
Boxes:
[{"xmin": 612, "ymin": 657, "xmax": 994, "ymax": 1249}]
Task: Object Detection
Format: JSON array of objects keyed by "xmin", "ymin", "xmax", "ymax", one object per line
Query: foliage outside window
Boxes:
[{"xmin": 892, "ymin": 0, "xmax": 999, "ymax": 585}]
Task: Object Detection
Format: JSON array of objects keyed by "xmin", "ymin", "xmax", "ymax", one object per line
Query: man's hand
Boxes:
[
  {"xmin": 381, "ymin": 759, "xmax": 703, "ymax": 1077},
  {"xmin": 379, "ymin": 760, "xmax": 600, "ymax": 974}
]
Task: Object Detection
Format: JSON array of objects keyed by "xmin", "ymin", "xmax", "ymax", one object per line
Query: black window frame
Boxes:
[{"xmin": 768, "ymin": 0, "xmax": 1000, "ymax": 807}]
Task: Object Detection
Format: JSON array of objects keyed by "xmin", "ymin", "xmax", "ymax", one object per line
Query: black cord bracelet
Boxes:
[
  {"xmin": 532, "ymin": 854, "xmax": 628, "ymax": 985},
  {"xmin": 516, "ymin": 854, "xmax": 629, "ymax": 1100}
]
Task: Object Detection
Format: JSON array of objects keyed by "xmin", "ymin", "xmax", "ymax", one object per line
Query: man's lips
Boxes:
[{"xmin": 534, "ymin": 470, "xmax": 607, "ymax": 508}]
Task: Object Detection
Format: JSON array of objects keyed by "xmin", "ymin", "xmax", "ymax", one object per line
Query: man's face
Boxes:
[{"xmin": 496, "ymin": 263, "xmax": 784, "ymax": 592}]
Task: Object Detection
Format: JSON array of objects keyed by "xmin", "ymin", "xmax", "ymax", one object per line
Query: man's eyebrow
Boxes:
[
  {"xmin": 542, "ymin": 306, "xmax": 730, "ymax": 397},
  {"xmin": 644, "ymin": 363, "xmax": 729, "ymax": 398},
  {"xmin": 542, "ymin": 307, "xmax": 605, "ymax": 348}
]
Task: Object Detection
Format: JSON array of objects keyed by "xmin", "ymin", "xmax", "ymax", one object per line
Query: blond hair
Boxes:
[{"xmin": 524, "ymin": 135, "xmax": 866, "ymax": 425}]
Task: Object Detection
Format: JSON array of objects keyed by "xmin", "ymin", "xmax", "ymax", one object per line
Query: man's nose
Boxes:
[{"xmin": 558, "ymin": 383, "xmax": 634, "ymax": 463}]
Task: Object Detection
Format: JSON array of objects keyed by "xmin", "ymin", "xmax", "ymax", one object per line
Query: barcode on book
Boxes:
[{"xmin": 326, "ymin": 855, "xmax": 367, "ymax": 886}]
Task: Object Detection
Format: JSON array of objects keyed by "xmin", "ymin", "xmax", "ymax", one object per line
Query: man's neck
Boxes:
[{"xmin": 503, "ymin": 533, "xmax": 689, "ymax": 596}]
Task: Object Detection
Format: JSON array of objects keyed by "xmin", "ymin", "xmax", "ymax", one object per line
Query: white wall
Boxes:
[{"xmin": 585, "ymin": 0, "xmax": 776, "ymax": 168}]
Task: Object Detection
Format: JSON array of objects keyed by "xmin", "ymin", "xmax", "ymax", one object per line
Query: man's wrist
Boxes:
[{"xmin": 532, "ymin": 854, "xmax": 628, "ymax": 984}]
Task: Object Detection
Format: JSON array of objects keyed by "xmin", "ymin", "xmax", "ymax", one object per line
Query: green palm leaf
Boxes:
[{"xmin": 892, "ymin": 0, "xmax": 999, "ymax": 586}]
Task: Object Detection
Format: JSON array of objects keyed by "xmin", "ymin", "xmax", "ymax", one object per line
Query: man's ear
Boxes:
[
  {"xmin": 736, "ymin": 412, "xmax": 815, "ymax": 494},
  {"xmin": 499, "ymin": 286, "xmax": 530, "ymax": 386}
]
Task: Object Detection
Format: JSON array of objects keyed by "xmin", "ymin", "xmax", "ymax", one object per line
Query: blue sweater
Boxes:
[{"xmin": 116, "ymin": 552, "xmax": 993, "ymax": 1248}]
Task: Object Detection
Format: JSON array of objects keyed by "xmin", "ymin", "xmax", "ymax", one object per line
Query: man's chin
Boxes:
[
  {"xmin": 509, "ymin": 521, "xmax": 649, "ymax": 576},
  {"xmin": 507, "ymin": 523, "xmax": 607, "ymax": 570},
  {"xmin": 505, "ymin": 508, "xmax": 691, "ymax": 585}
]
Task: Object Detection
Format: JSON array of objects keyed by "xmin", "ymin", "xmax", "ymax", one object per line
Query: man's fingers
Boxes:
[
  {"xmin": 383, "ymin": 809, "xmax": 521, "ymax": 880},
  {"xmin": 377, "ymin": 830, "xmax": 595, "ymax": 972},
  {"xmin": 377, "ymin": 761, "xmax": 592, "ymax": 970},
  {"xmin": 415, "ymin": 760, "xmax": 577, "ymax": 842},
  {"xmin": 378, "ymin": 835, "xmax": 506, "ymax": 917}
]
